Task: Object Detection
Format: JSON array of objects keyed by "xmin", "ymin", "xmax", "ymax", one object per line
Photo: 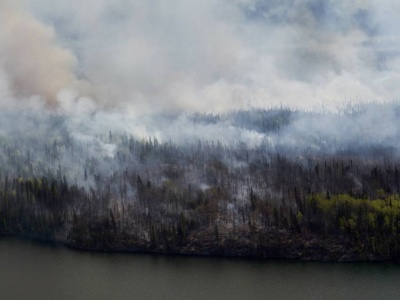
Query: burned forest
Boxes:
[{"xmin": 1, "ymin": 105, "xmax": 400, "ymax": 261}]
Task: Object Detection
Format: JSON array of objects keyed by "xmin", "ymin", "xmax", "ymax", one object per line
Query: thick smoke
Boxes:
[
  {"xmin": 0, "ymin": 0, "xmax": 400, "ymax": 177},
  {"xmin": 19, "ymin": 0, "xmax": 400, "ymax": 112}
]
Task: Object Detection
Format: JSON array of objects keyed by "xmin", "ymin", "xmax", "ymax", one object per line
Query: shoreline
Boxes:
[{"xmin": 1, "ymin": 233, "xmax": 398, "ymax": 263}]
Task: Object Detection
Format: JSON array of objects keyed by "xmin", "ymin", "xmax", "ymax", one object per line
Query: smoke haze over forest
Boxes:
[
  {"xmin": 0, "ymin": 0, "xmax": 399, "ymax": 161},
  {"xmin": 0, "ymin": 0, "xmax": 399, "ymax": 175},
  {"xmin": 3, "ymin": 1, "xmax": 400, "ymax": 261}
]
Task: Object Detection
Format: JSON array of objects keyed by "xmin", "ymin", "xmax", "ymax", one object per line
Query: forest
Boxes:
[{"xmin": 1, "ymin": 104, "xmax": 400, "ymax": 261}]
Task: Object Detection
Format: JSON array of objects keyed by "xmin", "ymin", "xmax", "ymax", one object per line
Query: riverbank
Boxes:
[{"xmin": 1, "ymin": 230, "xmax": 395, "ymax": 262}]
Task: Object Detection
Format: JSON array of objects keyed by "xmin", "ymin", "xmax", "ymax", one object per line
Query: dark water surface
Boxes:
[{"xmin": 0, "ymin": 238, "xmax": 399, "ymax": 300}]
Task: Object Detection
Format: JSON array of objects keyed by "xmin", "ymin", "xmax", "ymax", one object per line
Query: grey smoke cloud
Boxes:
[{"xmin": 1, "ymin": 0, "xmax": 400, "ymax": 112}]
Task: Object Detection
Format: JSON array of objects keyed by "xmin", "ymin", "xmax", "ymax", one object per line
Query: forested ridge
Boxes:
[{"xmin": 1, "ymin": 107, "xmax": 400, "ymax": 261}]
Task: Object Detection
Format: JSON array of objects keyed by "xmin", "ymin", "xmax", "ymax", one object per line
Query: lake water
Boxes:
[{"xmin": 0, "ymin": 238, "xmax": 399, "ymax": 300}]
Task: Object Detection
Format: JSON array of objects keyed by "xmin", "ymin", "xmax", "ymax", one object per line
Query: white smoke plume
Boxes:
[{"xmin": 1, "ymin": 0, "xmax": 400, "ymax": 147}]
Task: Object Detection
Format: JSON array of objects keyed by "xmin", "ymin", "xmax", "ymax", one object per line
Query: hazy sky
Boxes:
[{"xmin": 1, "ymin": 0, "xmax": 400, "ymax": 113}]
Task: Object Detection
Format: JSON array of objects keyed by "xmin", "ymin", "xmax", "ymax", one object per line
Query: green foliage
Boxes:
[{"xmin": 306, "ymin": 193, "xmax": 400, "ymax": 257}]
